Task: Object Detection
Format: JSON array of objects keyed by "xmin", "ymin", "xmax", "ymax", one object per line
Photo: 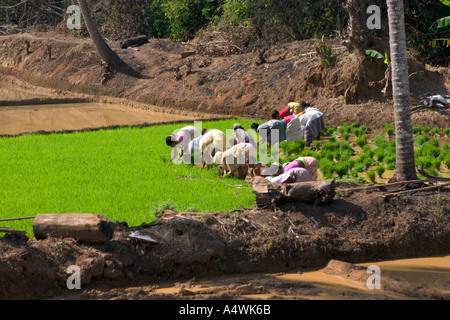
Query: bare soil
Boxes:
[{"xmin": 0, "ymin": 31, "xmax": 449, "ymax": 300}]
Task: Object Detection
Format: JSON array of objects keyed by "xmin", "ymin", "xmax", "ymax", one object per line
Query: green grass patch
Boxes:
[{"xmin": 0, "ymin": 119, "xmax": 258, "ymax": 237}]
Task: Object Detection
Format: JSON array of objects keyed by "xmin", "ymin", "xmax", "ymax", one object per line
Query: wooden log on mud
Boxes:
[
  {"xmin": 252, "ymin": 176, "xmax": 336, "ymax": 208},
  {"xmin": 120, "ymin": 36, "xmax": 149, "ymax": 49},
  {"xmin": 33, "ymin": 214, "xmax": 116, "ymax": 243}
]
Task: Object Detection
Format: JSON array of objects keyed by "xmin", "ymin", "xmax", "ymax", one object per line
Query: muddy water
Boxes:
[
  {"xmin": 275, "ymin": 255, "xmax": 450, "ymax": 299},
  {"xmin": 0, "ymin": 102, "xmax": 191, "ymax": 135},
  {"xmin": 118, "ymin": 255, "xmax": 449, "ymax": 300}
]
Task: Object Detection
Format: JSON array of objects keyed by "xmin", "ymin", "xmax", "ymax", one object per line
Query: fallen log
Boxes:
[
  {"xmin": 33, "ymin": 213, "xmax": 116, "ymax": 243},
  {"xmin": 120, "ymin": 36, "xmax": 149, "ymax": 49},
  {"xmin": 252, "ymin": 176, "xmax": 335, "ymax": 208}
]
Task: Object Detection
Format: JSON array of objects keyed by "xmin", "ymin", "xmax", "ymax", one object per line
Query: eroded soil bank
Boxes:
[
  {"xmin": 0, "ymin": 32, "xmax": 449, "ymax": 129},
  {"xmin": 1, "ymin": 190, "xmax": 449, "ymax": 300}
]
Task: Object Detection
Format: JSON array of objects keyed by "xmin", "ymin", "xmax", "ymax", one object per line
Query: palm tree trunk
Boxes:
[
  {"xmin": 386, "ymin": 0, "xmax": 417, "ymax": 181},
  {"xmin": 77, "ymin": 0, "xmax": 123, "ymax": 67}
]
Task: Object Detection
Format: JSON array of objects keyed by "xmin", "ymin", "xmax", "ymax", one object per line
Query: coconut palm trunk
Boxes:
[
  {"xmin": 386, "ymin": 0, "xmax": 418, "ymax": 181},
  {"xmin": 77, "ymin": 0, "xmax": 123, "ymax": 67}
]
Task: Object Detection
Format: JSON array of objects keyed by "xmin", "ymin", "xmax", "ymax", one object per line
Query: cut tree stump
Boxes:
[
  {"xmin": 33, "ymin": 214, "xmax": 116, "ymax": 243},
  {"xmin": 252, "ymin": 176, "xmax": 336, "ymax": 208}
]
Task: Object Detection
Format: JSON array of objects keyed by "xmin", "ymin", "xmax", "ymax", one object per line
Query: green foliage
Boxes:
[
  {"xmin": 375, "ymin": 165, "xmax": 385, "ymax": 178},
  {"xmin": 386, "ymin": 163, "xmax": 395, "ymax": 170},
  {"xmin": 355, "ymin": 135, "xmax": 367, "ymax": 148},
  {"xmin": 444, "ymin": 155, "xmax": 450, "ymax": 169},
  {"xmin": 412, "ymin": 125, "xmax": 423, "ymax": 135},
  {"xmin": 353, "ymin": 127, "xmax": 363, "ymax": 137},
  {"xmin": 414, "ymin": 134, "xmax": 430, "ymax": 146},
  {"xmin": 326, "ymin": 127, "xmax": 335, "ymax": 136},
  {"xmin": 444, "ymin": 128, "xmax": 450, "ymax": 137},
  {"xmin": 431, "ymin": 127, "xmax": 440, "ymax": 136},
  {"xmin": 342, "ymin": 132, "xmax": 350, "ymax": 141},
  {"xmin": 280, "ymin": 139, "xmax": 306, "ymax": 155},
  {"xmin": 0, "ymin": 119, "xmax": 256, "ymax": 237},
  {"xmin": 384, "ymin": 123, "xmax": 394, "ymax": 137},
  {"xmin": 365, "ymin": 49, "xmax": 384, "ymax": 59},
  {"xmin": 366, "ymin": 170, "xmax": 376, "ymax": 183},
  {"xmin": 145, "ymin": 0, "xmax": 224, "ymax": 41}
]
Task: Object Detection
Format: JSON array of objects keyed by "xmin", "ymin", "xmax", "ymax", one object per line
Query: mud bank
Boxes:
[
  {"xmin": 1, "ymin": 191, "xmax": 449, "ymax": 300},
  {"xmin": 0, "ymin": 32, "xmax": 449, "ymax": 129}
]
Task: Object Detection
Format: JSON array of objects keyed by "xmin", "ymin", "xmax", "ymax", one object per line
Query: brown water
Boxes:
[
  {"xmin": 0, "ymin": 102, "xmax": 190, "ymax": 135},
  {"xmin": 103, "ymin": 255, "xmax": 449, "ymax": 300}
]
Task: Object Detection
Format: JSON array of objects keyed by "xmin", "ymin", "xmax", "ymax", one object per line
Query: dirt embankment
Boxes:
[
  {"xmin": 0, "ymin": 32, "xmax": 448, "ymax": 129},
  {"xmin": 1, "ymin": 190, "xmax": 449, "ymax": 300}
]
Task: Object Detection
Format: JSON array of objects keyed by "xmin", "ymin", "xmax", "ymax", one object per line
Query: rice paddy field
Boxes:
[
  {"xmin": 1, "ymin": 118, "xmax": 449, "ymax": 238},
  {"xmin": 0, "ymin": 119, "xmax": 258, "ymax": 236},
  {"xmin": 279, "ymin": 122, "xmax": 450, "ymax": 184}
]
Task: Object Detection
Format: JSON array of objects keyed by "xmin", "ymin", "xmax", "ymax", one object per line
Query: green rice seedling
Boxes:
[
  {"xmin": 362, "ymin": 146, "xmax": 374, "ymax": 158},
  {"xmin": 355, "ymin": 135, "xmax": 367, "ymax": 148},
  {"xmin": 412, "ymin": 125, "xmax": 422, "ymax": 135},
  {"xmin": 0, "ymin": 119, "xmax": 258, "ymax": 236},
  {"xmin": 350, "ymin": 121, "xmax": 359, "ymax": 128},
  {"xmin": 354, "ymin": 163, "xmax": 366, "ymax": 173},
  {"xmin": 281, "ymin": 140, "xmax": 305, "ymax": 156},
  {"xmin": 426, "ymin": 168, "xmax": 439, "ymax": 177},
  {"xmin": 444, "ymin": 155, "xmax": 450, "ymax": 169},
  {"xmin": 353, "ymin": 127, "xmax": 363, "ymax": 137},
  {"xmin": 373, "ymin": 133, "xmax": 389, "ymax": 148},
  {"xmin": 326, "ymin": 127, "xmax": 335, "ymax": 136},
  {"xmin": 313, "ymin": 140, "xmax": 321, "ymax": 150},
  {"xmin": 423, "ymin": 126, "xmax": 430, "ymax": 134},
  {"xmin": 415, "ymin": 157, "xmax": 423, "ymax": 167},
  {"xmin": 340, "ymin": 150, "xmax": 354, "ymax": 162},
  {"xmin": 414, "ymin": 134, "xmax": 430, "ymax": 146},
  {"xmin": 319, "ymin": 159, "xmax": 335, "ymax": 179},
  {"xmin": 367, "ymin": 170, "xmax": 376, "ymax": 183},
  {"xmin": 334, "ymin": 162, "xmax": 350, "ymax": 178},
  {"xmin": 300, "ymin": 149, "xmax": 320, "ymax": 160},
  {"xmin": 375, "ymin": 149, "xmax": 385, "ymax": 163},
  {"xmin": 439, "ymin": 144, "xmax": 450, "ymax": 161},
  {"xmin": 320, "ymin": 149, "xmax": 334, "ymax": 161},
  {"xmin": 417, "ymin": 143, "xmax": 440, "ymax": 158},
  {"xmin": 384, "ymin": 153, "xmax": 396, "ymax": 165},
  {"xmin": 429, "ymin": 139, "xmax": 440, "ymax": 148},
  {"xmin": 444, "ymin": 128, "xmax": 450, "ymax": 137},
  {"xmin": 431, "ymin": 127, "xmax": 440, "ymax": 136},
  {"xmin": 363, "ymin": 157, "xmax": 374, "ymax": 170},
  {"xmin": 332, "ymin": 150, "xmax": 341, "ymax": 161},
  {"xmin": 342, "ymin": 132, "xmax": 350, "ymax": 141},
  {"xmin": 432, "ymin": 158, "xmax": 441, "ymax": 171},
  {"xmin": 384, "ymin": 124, "xmax": 394, "ymax": 138},
  {"xmin": 386, "ymin": 163, "xmax": 395, "ymax": 170},
  {"xmin": 421, "ymin": 155, "xmax": 433, "ymax": 169},
  {"xmin": 339, "ymin": 141, "xmax": 354, "ymax": 153},
  {"xmin": 376, "ymin": 165, "xmax": 385, "ymax": 178}
]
